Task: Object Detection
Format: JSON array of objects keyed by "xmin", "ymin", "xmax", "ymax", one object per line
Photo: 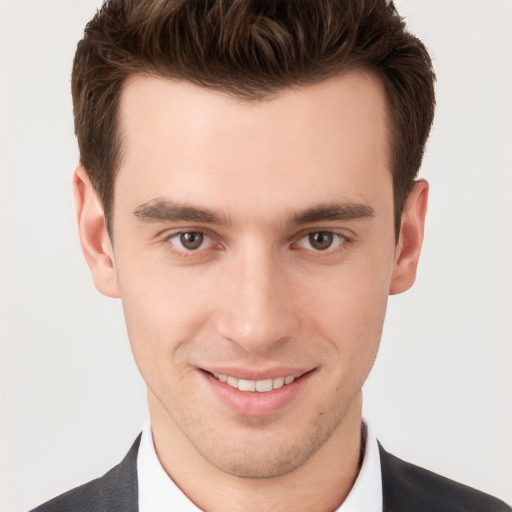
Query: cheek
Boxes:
[
  {"xmin": 301, "ymin": 263, "xmax": 390, "ymax": 370},
  {"xmin": 117, "ymin": 263, "xmax": 215, "ymax": 375}
]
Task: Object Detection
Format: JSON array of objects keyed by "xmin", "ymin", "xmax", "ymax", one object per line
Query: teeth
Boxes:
[
  {"xmin": 227, "ymin": 376, "xmax": 239, "ymax": 388},
  {"xmin": 213, "ymin": 373, "xmax": 296, "ymax": 392},
  {"xmin": 255, "ymin": 379, "xmax": 273, "ymax": 392},
  {"xmin": 272, "ymin": 377, "xmax": 284, "ymax": 389},
  {"xmin": 239, "ymin": 379, "xmax": 256, "ymax": 392}
]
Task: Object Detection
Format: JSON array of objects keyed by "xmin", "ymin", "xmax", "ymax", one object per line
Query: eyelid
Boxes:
[
  {"xmin": 158, "ymin": 226, "xmax": 215, "ymax": 241},
  {"xmin": 293, "ymin": 227, "xmax": 354, "ymax": 241}
]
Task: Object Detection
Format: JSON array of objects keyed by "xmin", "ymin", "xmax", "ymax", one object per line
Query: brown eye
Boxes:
[
  {"xmin": 308, "ymin": 232, "xmax": 334, "ymax": 250},
  {"xmin": 179, "ymin": 232, "xmax": 204, "ymax": 250}
]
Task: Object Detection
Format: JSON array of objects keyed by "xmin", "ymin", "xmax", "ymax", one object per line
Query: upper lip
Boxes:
[{"xmin": 201, "ymin": 367, "xmax": 313, "ymax": 381}]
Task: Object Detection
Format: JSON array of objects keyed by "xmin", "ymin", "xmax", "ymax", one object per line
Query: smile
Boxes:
[
  {"xmin": 204, "ymin": 369, "xmax": 314, "ymax": 416},
  {"xmin": 212, "ymin": 373, "xmax": 296, "ymax": 393}
]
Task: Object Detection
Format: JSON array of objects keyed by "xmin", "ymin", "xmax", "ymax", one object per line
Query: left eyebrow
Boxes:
[{"xmin": 289, "ymin": 203, "xmax": 375, "ymax": 225}]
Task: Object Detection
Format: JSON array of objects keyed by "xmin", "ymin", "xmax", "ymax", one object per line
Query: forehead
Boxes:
[{"xmin": 115, "ymin": 72, "xmax": 391, "ymax": 221}]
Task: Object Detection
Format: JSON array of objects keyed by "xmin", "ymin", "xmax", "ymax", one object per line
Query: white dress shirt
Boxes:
[{"xmin": 137, "ymin": 420, "xmax": 382, "ymax": 511}]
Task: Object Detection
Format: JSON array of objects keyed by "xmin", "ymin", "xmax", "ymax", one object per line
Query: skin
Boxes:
[{"xmin": 74, "ymin": 71, "xmax": 428, "ymax": 511}]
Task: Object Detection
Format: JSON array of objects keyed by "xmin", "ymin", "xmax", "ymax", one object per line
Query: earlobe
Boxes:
[
  {"xmin": 389, "ymin": 179, "xmax": 429, "ymax": 295},
  {"xmin": 73, "ymin": 165, "xmax": 119, "ymax": 298}
]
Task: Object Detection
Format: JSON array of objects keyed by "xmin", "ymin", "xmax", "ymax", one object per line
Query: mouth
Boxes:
[
  {"xmin": 210, "ymin": 372, "xmax": 297, "ymax": 393},
  {"xmin": 201, "ymin": 368, "xmax": 314, "ymax": 416}
]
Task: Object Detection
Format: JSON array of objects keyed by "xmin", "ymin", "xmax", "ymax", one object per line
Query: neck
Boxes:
[{"xmin": 149, "ymin": 391, "xmax": 364, "ymax": 512}]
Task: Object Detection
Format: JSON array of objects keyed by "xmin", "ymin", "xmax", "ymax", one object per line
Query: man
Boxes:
[{"xmin": 30, "ymin": 0, "xmax": 511, "ymax": 511}]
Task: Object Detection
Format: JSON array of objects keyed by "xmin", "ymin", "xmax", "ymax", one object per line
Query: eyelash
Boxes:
[{"xmin": 161, "ymin": 229, "xmax": 352, "ymax": 258}]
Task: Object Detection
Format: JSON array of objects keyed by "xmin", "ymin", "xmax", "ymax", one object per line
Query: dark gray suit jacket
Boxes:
[{"xmin": 30, "ymin": 435, "xmax": 511, "ymax": 512}]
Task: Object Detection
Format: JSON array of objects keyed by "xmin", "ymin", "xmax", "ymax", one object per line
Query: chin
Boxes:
[
  {"xmin": 198, "ymin": 422, "xmax": 331, "ymax": 479},
  {"xmin": 209, "ymin": 449, "xmax": 310, "ymax": 479}
]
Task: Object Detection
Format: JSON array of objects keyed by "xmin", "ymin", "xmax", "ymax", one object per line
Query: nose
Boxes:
[{"xmin": 215, "ymin": 242, "xmax": 301, "ymax": 353}]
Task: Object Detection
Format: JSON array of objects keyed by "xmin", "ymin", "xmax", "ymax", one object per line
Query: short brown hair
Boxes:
[{"xmin": 72, "ymin": 0, "xmax": 435, "ymax": 237}]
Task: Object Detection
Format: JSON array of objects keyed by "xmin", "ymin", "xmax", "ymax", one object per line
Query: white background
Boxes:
[{"xmin": 0, "ymin": 1, "xmax": 511, "ymax": 510}]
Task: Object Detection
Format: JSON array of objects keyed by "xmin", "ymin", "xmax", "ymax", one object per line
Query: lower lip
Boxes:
[{"xmin": 202, "ymin": 371, "xmax": 313, "ymax": 417}]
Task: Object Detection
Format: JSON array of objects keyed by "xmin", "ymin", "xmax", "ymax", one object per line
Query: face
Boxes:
[{"xmin": 77, "ymin": 71, "xmax": 426, "ymax": 479}]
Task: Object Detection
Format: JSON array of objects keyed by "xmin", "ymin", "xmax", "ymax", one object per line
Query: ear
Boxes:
[
  {"xmin": 389, "ymin": 179, "xmax": 429, "ymax": 295},
  {"xmin": 73, "ymin": 165, "xmax": 119, "ymax": 298}
]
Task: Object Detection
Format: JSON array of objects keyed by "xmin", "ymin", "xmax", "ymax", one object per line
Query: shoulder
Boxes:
[
  {"xmin": 29, "ymin": 434, "xmax": 141, "ymax": 512},
  {"xmin": 29, "ymin": 472, "xmax": 114, "ymax": 512},
  {"xmin": 379, "ymin": 444, "xmax": 512, "ymax": 512}
]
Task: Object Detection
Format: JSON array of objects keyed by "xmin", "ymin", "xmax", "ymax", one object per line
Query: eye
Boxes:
[
  {"xmin": 168, "ymin": 231, "xmax": 213, "ymax": 252},
  {"xmin": 296, "ymin": 231, "xmax": 345, "ymax": 251}
]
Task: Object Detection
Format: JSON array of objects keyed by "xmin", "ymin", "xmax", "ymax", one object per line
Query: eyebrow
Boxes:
[
  {"xmin": 133, "ymin": 199, "xmax": 229, "ymax": 225},
  {"xmin": 133, "ymin": 199, "xmax": 374, "ymax": 226},
  {"xmin": 289, "ymin": 203, "xmax": 374, "ymax": 225}
]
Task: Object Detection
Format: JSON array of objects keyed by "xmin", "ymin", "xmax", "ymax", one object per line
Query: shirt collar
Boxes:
[
  {"xmin": 337, "ymin": 421, "xmax": 383, "ymax": 512},
  {"xmin": 137, "ymin": 421, "xmax": 203, "ymax": 511},
  {"xmin": 137, "ymin": 420, "xmax": 382, "ymax": 512}
]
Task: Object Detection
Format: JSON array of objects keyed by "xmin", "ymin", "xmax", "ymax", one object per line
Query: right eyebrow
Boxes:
[{"xmin": 133, "ymin": 199, "xmax": 230, "ymax": 226}]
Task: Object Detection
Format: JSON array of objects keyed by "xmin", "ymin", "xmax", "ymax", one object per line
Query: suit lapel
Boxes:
[
  {"xmin": 94, "ymin": 433, "xmax": 141, "ymax": 512},
  {"xmin": 379, "ymin": 442, "xmax": 404, "ymax": 512}
]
